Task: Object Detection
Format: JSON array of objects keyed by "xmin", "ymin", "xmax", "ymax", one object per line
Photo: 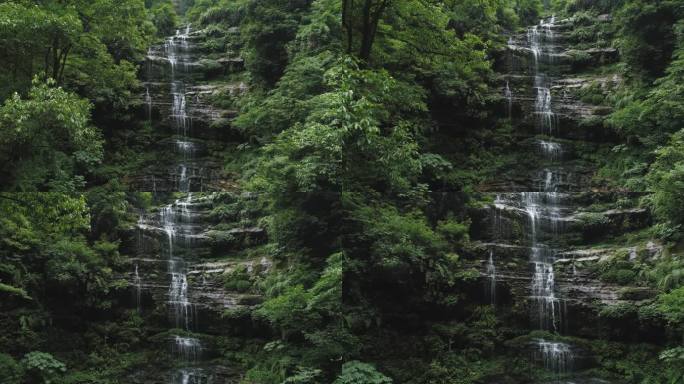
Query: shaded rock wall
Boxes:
[{"xmin": 467, "ymin": 14, "xmax": 662, "ymax": 345}]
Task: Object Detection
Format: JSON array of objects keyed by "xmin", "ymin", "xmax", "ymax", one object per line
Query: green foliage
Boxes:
[
  {"xmin": 22, "ymin": 352, "xmax": 66, "ymax": 384},
  {"xmin": 333, "ymin": 361, "xmax": 392, "ymax": 384},
  {"xmin": 610, "ymin": 23, "xmax": 684, "ymax": 143},
  {"xmin": 446, "ymin": 0, "xmax": 541, "ymax": 40},
  {"xmin": 258, "ymin": 285, "xmax": 313, "ymax": 339},
  {"xmin": 658, "ymin": 286, "xmax": 684, "ymax": 326},
  {"xmin": 241, "ymin": 0, "xmax": 313, "ymax": 87},
  {"xmin": 223, "ymin": 266, "xmax": 254, "ymax": 293},
  {"xmin": 514, "ymin": 0, "xmax": 544, "ymax": 25},
  {"xmin": 0, "ymin": 191, "xmax": 125, "ymax": 362},
  {"xmin": 598, "ymin": 302, "xmax": 637, "ymax": 320},
  {"xmin": 2, "ymin": 0, "xmax": 683, "ymax": 383},
  {"xmin": 596, "ymin": 254, "xmax": 639, "ymax": 285},
  {"xmin": 0, "ymin": 2, "xmax": 80, "ymax": 94},
  {"xmin": 252, "ymin": 59, "xmax": 424, "ymax": 197},
  {"xmin": 659, "ymin": 347, "xmax": 684, "ymax": 384},
  {"xmin": 234, "ymin": 51, "xmax": 336, "ymax": 139},
  {"xmin": 648, "ymin": 130, "xmax": 684, "ymax": 226},
  {"xmin": 589, "ymin": 341, "xmax": 684, "ymax": 384},
  {"xmin": 604, "ymin": 17, "xmax": 684, "ymax": 240},
  {"xmin": 415, "ymin": 353, "xmax": 506, "ymax": 384},
  {"xmin": 257, "ymin": 253, "xmax": 341, "ymax": 340},
  {"xmin": 616, "ymin": 1, "xmax": 682, "ymax": 80},
  {"xmin": 0, "ymin": 353, "xmax": 24, "ymax": 384},
  {"xmin": 150, "ymin": 2, "xmax": 179, "ymax": 37},
  {"xmin": 186, "ymin": 0, "xmax": 249, "ymax": 26},
  {"xmin": 558, "ymin": 0, "xmax": 623, "ymax": 14},
  {"xmin": 86, "ymin": 183, "xmax": 130, "ymax": 240},
  {"xmin": 0, "ymin": 79, "xmax": 102, "ymax": 191},
  {"xmin": 281, "ymin": 367, "xmax": 323, "ymax": 384},
  {"xmin": 234, "ymin": 0, "xmax": 341, "ymax": 139},
  {"xmin": 0, "ymin": 282, "xmax": 31, "ymax": 300},
  {"xmin": 0, "ymin": 0, "xmax": 153, "ymax": 106},
  {"xmin": 640, "ymin": 256, "xmax": 684, "ymax": 290},
  {"xmin": 251, "ymin": 253, "xmax": 351, "ymax": 381},
  {"xmin": 370, "ymin": 1, "xmax": 494, "ymax": 109}
]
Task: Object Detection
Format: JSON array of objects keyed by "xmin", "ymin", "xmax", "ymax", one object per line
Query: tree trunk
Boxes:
[
  {"xmin": 342, "ymin": 0, "xmax": 354, "ymax": 54},
  {"xmin": 52, "ymin": 36, "xmax": 61, "ymax": 81},
  {"xmin": 358, "ymin": 0, "xmax": 389, "ymax": 61},
  {"xmin": 57, "ymin": 45, "xmax": 71, "ymax": 85},
  {"xmin": 358, "ymin": 0, "xmax": 373, "ymax": 60}
]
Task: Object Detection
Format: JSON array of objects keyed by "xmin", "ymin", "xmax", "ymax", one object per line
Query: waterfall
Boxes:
[
  {"xmin": 144, "ymin": 24, "xmax": 197, "ymax": 191},
  {"xmin": 178, "ymin": 164, "xmax": 189, "ymax": 193},
  {"xmin": 172, "ymin": 368, "xmax": 207, "ymax": 384},
  {"xmin": 164, "ymin": 26, "xmax": 191, "ymax": 76},
  {"xmin": 504, "ymin": 81, "xmax": 513, "ymax": 119},
  {"xmin": 539, "ymin": 139, "xmax": 562, "ymax": 160},
  {"xmin": 535, "ymin": 339, "xmax": 574, "ymax": 376},
  {"xmin": 145, "ymin": 87, "xmax": 153, "ymax": 121},
  {"xmin": 135, "ymin": 196, "xmax": 204, "ymax": 370},
  {"xmin": 161, "ymin": 197, "xmax": 197, "ymax": 332},
  {"xmin": 522, "ymin": 15, "xmax": 567, "ymax": 335},
  {"xmin": 173, "ymin": 336, "xmax": 203, "ymax": 361},
  {"xmin": 492, "ymin": 194, "xmax": 507, "ymax": 241},
  {"xmin": 531, "ymin": 246, "xmax": 563, "ymax": 332},
  {"xmin": 486, "ymin": 249, "xmax": 497, "ymax": 305},
  {"xmin": 529, "ymin": 17, "xmax": 558, "ymax": 135},
  {"xmin": 522, "ymin": 193, "xmax": 564, "ymax": 333},
  {"xmin": 165, "ymin": 35, "xmax": 178, "ymax": 75},
  {"xmin": 520, "ymin": 15, "xmax": 574, "ymax": 376},
  {"xmin": 172, "ymin": 81, "xmax": 189, "ymax": 136},
  {"xmin": 534, "ymin": 74, "xmax": 556, "ymax": 135},
  {"xmin": 134, "ymin": 264, "xmax": 142, "ymax": 313},
  {"xmin": 162, "ymin": 25, "xmax": 195, "ymax": 192},
  {"xmin": 528, "ymin": 25, "xmax": 541, "ymax": 65},
  {"xmin": 629, "ymin": 246, "xmax": 638, "ymax": 261},
  {"xmin": 138, "ymin": 26, "xmax": 207, "ymax": 381}
]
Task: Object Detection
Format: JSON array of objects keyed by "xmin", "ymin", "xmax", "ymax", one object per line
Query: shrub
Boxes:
[
  {"xmin": 333, "ymin": 361, "xmax": 392, "ymax": 384},
  {"xmin": 22, "ymin": 352, "xmax": 66, "ymax": 384},
  {"xmin": 0, "ymin": 353, "xmax": 23, "ymax": 384}
]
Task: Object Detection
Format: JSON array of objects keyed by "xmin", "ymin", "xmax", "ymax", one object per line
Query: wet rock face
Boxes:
[
  {"xmin": 129, "ymin": 365, "xmax": 242, "ymax": 384},
  {"xmin": 469, "ymin": 191, "xmax": 655, "ymax": 337},
  {"xmin": 143, "ymin": 81, "xmax": 242, "ymax": 140},
  {"xmin": 132, "ymin": 26, "xmax": 247, "ymax": 192},
  {"xmin": 472, "ymin": 190, "xmax": 650, "ymax": 239},
  {"xmin": 498, "ymin": 15, "xmax": 620, "ymax": 144},
  {"xmin": 122, "ymin": 193, "xmax": 269, "ymax": 330},
  {"xmin": 127, "ymin": 161, "xmax": 227, "ymax": 193},
  {"xmin": 467, "ymin": 15, "xmax": 661, "ymax": 367},
  {"xmin": 467, "ymin": 239, "xmax": 662, "ymax": 339}
]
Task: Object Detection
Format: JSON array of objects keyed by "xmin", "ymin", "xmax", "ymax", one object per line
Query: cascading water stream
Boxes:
[
  {"xmin": 525, "ymin": 16, "xmax": 574, "ymax": 378},
  {"xmin": 539, "ymin": 139, "xmax": 562, "ymax": 160},
  {"xmin": 162, "ymin": 26, "xmax": 194, "ymax": 192},
  {"xmin": 145, "ymin": 87, "xmax": 153, "ymax": 122},
  {"xmin": 159, "ymin": 195, "xmax": 206, "ymax": 384},
  {"xmin": 162, "ymin": 196, "xmax": 199, "ymax": 331},
  {"xmin": 525, "ymin": 15, "xmax": 565, "ymax": 332},
  {"xmin": 486, "ymin": 249, "xmax": 497, "ymax": 305},
  {"xmin": 536, "ymin": 339, "xmax": 574, "ymax": 374},
  {"xmin": 173, "ymin": 369, "xmax": 207, "ymax": 384},
  {"xmin": 139, "ymin": 26, "xmax": 208, "ymax": 383},
  {"xmin": 174, "ymin": 335, "xmax": 203, "ymax": 361},
  {"xmin": 504, "ymin": 81, "xmax": 513, "ymax": 119},
  {"xmin": 496, "ymin": 15, "xmax": 575, "ymax": 378},
  {"xmin": 162, "ymin": 28, "xmax": 204, "ymax": 378},
  {"xmin": 134, "ymin": 264, "xmax": 142, "ymax": 313}
]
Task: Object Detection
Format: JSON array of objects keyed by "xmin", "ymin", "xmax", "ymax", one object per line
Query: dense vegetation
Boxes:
[{"xmin": 1, "ymin": 0, "xmax": 683, "ymax": 383}]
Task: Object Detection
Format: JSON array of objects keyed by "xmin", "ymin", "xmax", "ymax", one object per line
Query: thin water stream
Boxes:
[
  {"xmin": 494, "ymin": 15, "xmax": 575, "ymax": 379},
  {"xmin": 137, "ymin": 25, "xmax": 209, "ymax": 384}
]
